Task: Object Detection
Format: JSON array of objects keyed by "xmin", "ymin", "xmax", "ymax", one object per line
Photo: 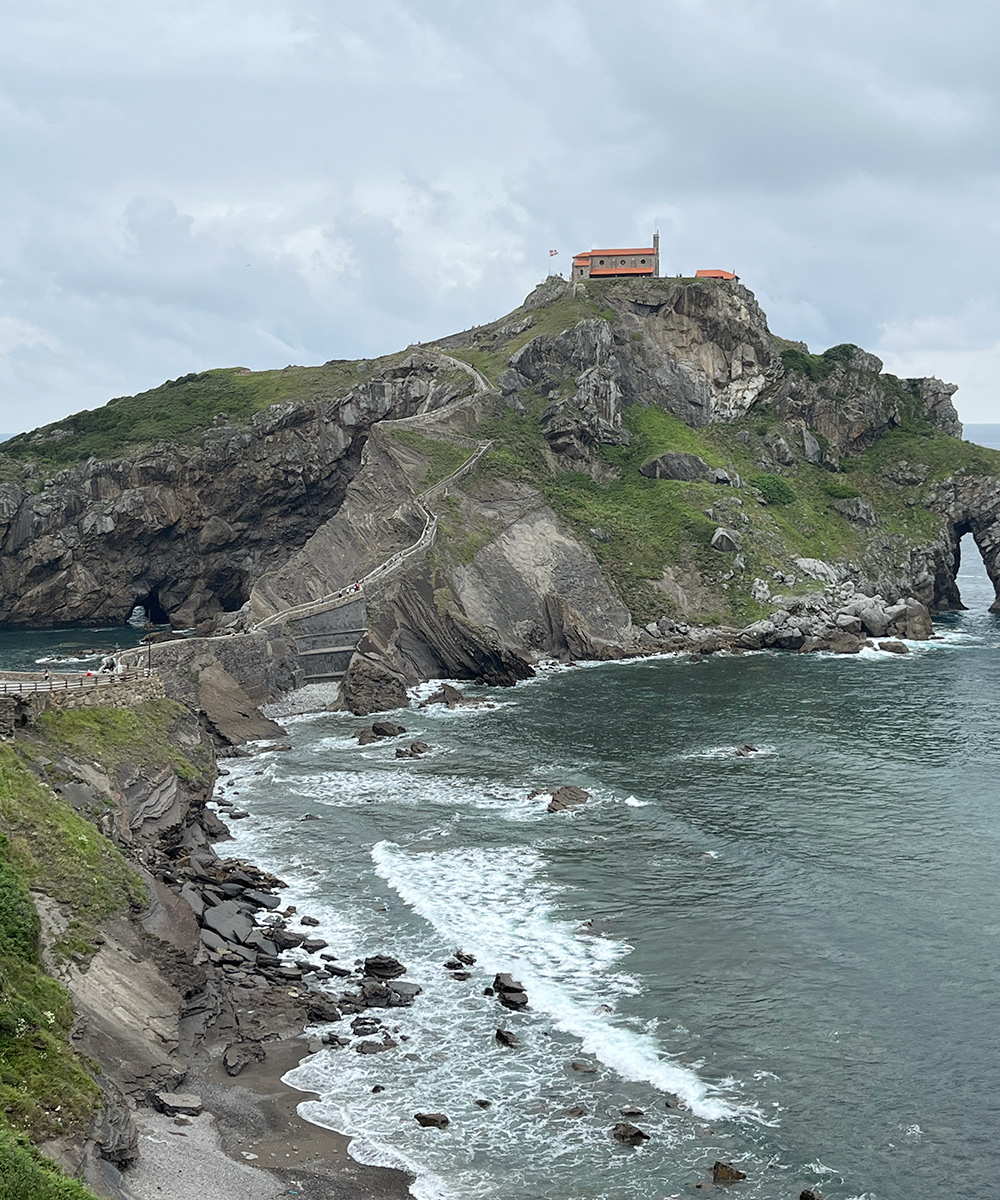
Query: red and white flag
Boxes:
[{"xmin": 549, "ymin": 249, "xmax": 558, "ymax": 257}]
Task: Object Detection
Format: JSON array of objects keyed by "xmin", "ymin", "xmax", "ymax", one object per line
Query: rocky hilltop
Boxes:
[{"xmin": 3, "ymin": 274, "xmax": 1000, "ymax": 706}]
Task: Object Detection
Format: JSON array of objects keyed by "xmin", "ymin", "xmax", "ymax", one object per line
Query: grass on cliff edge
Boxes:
[
  {"xmin": 35, "ymin": 698, "xmax": 210, "ymax": 786},
  {"xmin": 0, "ymin": 743, "xmax": 143, "ymax": 1198},
  {"xmin": 0, "ymin": 1130, "xmax": 101, "ymax": 1200},
  {"xmin": 0, "ymin": 357, "xmax": 389, "ymax": 466}
]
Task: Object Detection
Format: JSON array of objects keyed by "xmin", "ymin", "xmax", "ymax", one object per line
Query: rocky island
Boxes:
[{"xmin": 1, "ymin": 273, "xmax": 998, "ymax": 1197}]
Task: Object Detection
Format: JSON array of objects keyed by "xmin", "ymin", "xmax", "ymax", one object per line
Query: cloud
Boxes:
[{"xmin": 1, "ymin": 0, "xmax": 999, "ymax": 432}]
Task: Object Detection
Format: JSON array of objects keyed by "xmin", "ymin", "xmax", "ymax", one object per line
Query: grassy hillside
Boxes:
[
  {"xmin": 456, "ymin": 388, "xmax": 1000, "ymax": 626},
  {"xmin": 0, "ymin": 738, "xmax": 146, "ymax": 1200},
  {"xmin": 0, "ymin": 701, "xmax": 208, "ymax": 1198},
  {"xmin": 0, "ymin": 358, "xmax": 385, "ymax": 466}
]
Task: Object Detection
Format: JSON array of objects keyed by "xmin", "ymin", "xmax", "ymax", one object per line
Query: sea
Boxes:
[{"xmin": 4, "ymin": 427, "xmax": 1000, "ymax": 1199}]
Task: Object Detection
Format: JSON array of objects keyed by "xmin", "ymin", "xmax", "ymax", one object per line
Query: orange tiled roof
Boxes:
[
  {"xmin": 695, "ymin": 269, "xmax": 737, "ymax": 280},
  {"xmin": 577, "ymin": 247, "xmax": 656, "ymax": 258}
]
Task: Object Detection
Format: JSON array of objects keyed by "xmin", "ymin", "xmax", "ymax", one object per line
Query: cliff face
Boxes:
[
  {"xmin": 0, "ymin": 354, "xmax": 476, "ymax": 629},
  {"xmin": 2, "ymin": 274, "xmax": 998, "ymax": 690}
]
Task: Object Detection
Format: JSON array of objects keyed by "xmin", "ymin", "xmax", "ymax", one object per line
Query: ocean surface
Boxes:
[{"xmin": 5, "ymin": 548, "xmax": 1000, "ymax": 1199}]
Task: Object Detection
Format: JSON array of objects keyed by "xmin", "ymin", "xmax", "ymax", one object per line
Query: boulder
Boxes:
[
  {"xmin": 270, "ymin": 927, "xmax": 305, "ymax": 950},
  {"xmin": 243, "ymin": 889, "xmax": 281, "ymax": 910},
  {"xmin": 356, "ymin": 1038, "xmax": 398, "ymax": 1054},
  {"xmin": 833, "ymin": 497, "xmax": 879, "ymax": 526},
  {"xmin": 302, "ymin": 937, "xmax": 329, "ymax": 952},
  {"xmin": 878, "ymin": 640, "xmax": 909, "ymax": 654},
  {"xmin": 834, "ymin": 613, "xmax": 862, "ymax": 634},
  {"xmin": 306, "ymin": 995, "xmax": 342, "ymax": 1022},
  {"xmin": 802, "ymin": 428, "xmax": 822, "ymax": 464},
  {"xmin": 364, "ymin": 954, "xmax": 407, "ymax": 979},
  {"xmin": 152, "ymin": 1092, "xmax": 203, "ymax": 1117},
  {"xmin": 639, "ymin": 451, "xmax": 711, "ymax": 482},
  {"xmin": 546, "ymin": 785, "xmax": 591, "ymax": 813},
  {"xmin": 202, "ymin": 900, "xmax": 253, "ymax": 945},
  {"xmin": 612, "ymin": 1122, "xmax": 650, "ymax": 1146},
  {"xmin": 712, "ymin": 1161, "xmax": 748, "ymax": 1184},
  {"xmin": 222, "ymin": 1041, "xmax": 266, "ymax": 1077},
  {"xmin": 734, "ymin": 743, "xmax": 757, "ymax": 757},
  {"xmin": 414, "ymin": 1112, "xmax": 450, "ymax": 1129},
  {"xmin": 372, "ymin": 721, "xmax": 406, "ymax": 738},
  {"xmin": 495, "ymin": 1028, "xmax": 521, "ymax": 1049},
  {"xmin": 340, "ymin": 652, "xmax": 411, "ymax": 717},
  {"xmin": 420, "ymin": 683, "xmax": 468, "ymax": 708},
  {"xmin": 711, "ymin": 527, "xmax": 742, "ymax": 553}
]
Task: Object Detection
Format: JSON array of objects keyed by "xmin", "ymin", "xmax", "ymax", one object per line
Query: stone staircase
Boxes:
[
  {"xmin": 250, "ymin": 374, "xmax": 495, "ymax": 688},
  {"xmin": 285, "ymin": 596, "xmax": 367, "ymax": 685}
]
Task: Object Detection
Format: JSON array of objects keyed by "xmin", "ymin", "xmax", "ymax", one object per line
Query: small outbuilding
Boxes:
[{"xmin": 695, "ymin": 269, "xmax": 739, "ymax": 280}]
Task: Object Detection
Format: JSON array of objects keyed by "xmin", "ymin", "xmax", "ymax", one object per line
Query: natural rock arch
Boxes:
[{"xmin": 911, "ymin": 476, "xmax": 1000, "ymax": 612}]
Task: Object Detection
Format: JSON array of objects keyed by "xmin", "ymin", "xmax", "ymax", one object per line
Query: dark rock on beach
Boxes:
[
  {"xmin": 495, "ymin": 1028, "xmax": 521, "ymax": 1048},
  {"xmin": 222, "ymin": 1040, "xmax": 267, "ymax": 1077}
]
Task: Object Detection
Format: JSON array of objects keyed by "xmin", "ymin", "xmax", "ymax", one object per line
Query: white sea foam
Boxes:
[
  {"xmin": 371, "ymin": 840, "xmax": 756, "ymax": 1123},
  {"xmin": 682, "ymin": 743, "xmax": 777, "ymax": 761}
]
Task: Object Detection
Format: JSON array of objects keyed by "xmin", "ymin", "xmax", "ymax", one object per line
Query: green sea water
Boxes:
[{"xmin": 6, "ymin": 551, "xmax": 998, "ymax": 1199}]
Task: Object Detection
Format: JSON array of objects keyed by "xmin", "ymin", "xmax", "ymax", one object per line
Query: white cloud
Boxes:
[{"xmin": 1, "ymin": 0, "xmax": 1000, "ymax": 432}]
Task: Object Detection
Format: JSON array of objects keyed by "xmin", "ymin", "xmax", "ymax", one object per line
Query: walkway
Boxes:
[
  {"xmin": 255, "ymin": 432, "xmax": 493, "ymax": 685},
  {"xmin": 0, "ymin": 669, "xmax": 153, "ymax": 696}
]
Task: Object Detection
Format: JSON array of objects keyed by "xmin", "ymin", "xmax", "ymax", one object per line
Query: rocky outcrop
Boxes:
[
  {"xmin": 0, "ymin": 353, "xmax": 476, "ymax": 629},
  {"xmin": 909, "ymin": 473, "xmax": 1000, "ymax": 611}
]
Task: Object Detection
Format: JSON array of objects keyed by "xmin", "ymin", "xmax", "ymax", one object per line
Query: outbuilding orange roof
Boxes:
[{"xmin": 695, "ymin": 269, "xmax": 737, "ymax": 280}]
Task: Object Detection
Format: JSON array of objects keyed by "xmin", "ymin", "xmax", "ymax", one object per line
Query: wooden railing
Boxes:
[{"xmin": 0, "ymin": 669, "xmax": 153, "ymax": 696}]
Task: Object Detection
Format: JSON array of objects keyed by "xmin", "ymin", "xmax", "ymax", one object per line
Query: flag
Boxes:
[{"xmin": 549, "ymin": 249, "xmax": 558, "ymax": 257}]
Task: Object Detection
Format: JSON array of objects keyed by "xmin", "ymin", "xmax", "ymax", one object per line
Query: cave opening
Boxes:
[{"xmin": 131, "ymin": 589, "xmax": 169, "ymax": 625}]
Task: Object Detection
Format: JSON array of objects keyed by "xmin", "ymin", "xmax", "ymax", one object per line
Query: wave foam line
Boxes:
[{"xmin": 372, "ymin": 841, "xmax": 754, "ymax": 1123}]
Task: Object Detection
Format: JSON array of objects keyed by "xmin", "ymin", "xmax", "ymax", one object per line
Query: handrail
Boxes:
[{"xmin": 0, "ymin": 669, "xmax": 154, "ymax": 696}]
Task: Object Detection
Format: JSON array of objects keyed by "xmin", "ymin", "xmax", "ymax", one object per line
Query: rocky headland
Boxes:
[
  {"xmin": 2, "ymin": 273, "xmax": 999, "ymax": 1195},
  {"xmin": 1, "ymin": 272, "xmax": 997, "ymax": 715}
]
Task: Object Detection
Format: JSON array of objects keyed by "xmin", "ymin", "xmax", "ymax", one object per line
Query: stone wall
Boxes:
[{"xmin": 0, "ymin": 673, "xmax": 166, "ymax": 738}]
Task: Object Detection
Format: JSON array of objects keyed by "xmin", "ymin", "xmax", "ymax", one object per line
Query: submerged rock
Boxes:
[
  {"xmin": 712, "ymin": 1161, "xmax": 748, "ymax": 1184},
  {"xmin": 414, "ymin": 1112, "xmax": 450, "ymax": 1129},
  {"xmin": 612, "ymin": 1121, "xmax": 649, "ymax": 1146}
]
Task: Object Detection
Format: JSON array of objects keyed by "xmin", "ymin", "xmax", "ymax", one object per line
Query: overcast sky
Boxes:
[{"xmin": 2, "ymin": 0, "xmax": 999, "ymax": 433}]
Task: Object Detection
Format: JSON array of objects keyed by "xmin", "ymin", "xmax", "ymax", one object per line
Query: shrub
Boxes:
[
  {"xmin": 823, "ymin": 479, "xmax": 860, "ymax": 500},
  {"xmin": 751, "ymin": 473, "xmax": 796, "ymax": 505}
]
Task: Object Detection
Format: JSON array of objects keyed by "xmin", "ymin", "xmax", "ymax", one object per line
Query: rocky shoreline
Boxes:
[{"xmin": 124, "ymin": 740, "xmax": 442, "ymax": 1200}]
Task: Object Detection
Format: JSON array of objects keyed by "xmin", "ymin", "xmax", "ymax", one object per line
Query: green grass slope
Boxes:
[
  {"xmin": 0, "ymin": 358, "xmax": 388, "ymax": 466},
  {"xmin": 457, "ymin": 387, "xmax": 1000, "ymax": 626},
  {"xmin": 0, "ymin": 701, "xmax": 207, "ymax": 1198}
]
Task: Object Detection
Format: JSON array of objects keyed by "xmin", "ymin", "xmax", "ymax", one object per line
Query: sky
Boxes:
[{"xmin": 2, "ymin": 0, "xmax": 1000, "ymax": 433}]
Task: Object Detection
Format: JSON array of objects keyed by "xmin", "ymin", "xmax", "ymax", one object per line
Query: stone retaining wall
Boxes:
[{"xmin": 0, "ymin": 673, "xmax": 166, "ymax": 738}]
